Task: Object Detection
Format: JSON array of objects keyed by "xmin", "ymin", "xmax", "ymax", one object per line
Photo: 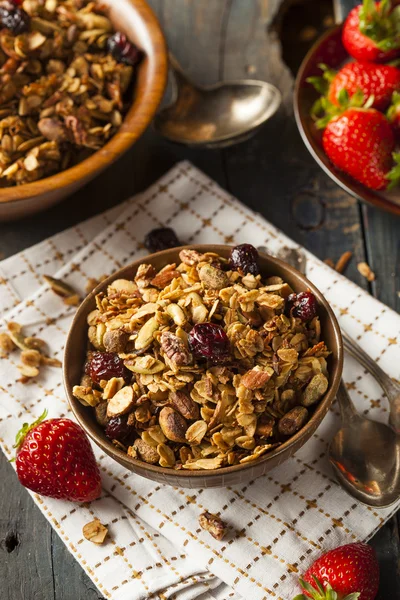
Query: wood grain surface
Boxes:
[{"xmin": 1, "ymin": 1, "xmax": 399, "ymax": 598}]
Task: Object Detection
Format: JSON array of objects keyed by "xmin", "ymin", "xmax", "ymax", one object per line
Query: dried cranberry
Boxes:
[
  {"xmin": 105, "ymin": 416, "xmax": 135, "ymax": 445},
  {"xmin": 285, "ymin": 291, "xmax": 317, "ymax": 322},
  {"xmin": 144, "ymin": 227, "xmax": 181, "ymax": 253},
  {"xmin": 188, "ymin": 323, "xmax": 231, "ymax": 364},
  {"xmin": 0, "ymin": 5, "xmax": 30, "ymax": 33},
  {"xmin": 106, "ymin": 32, "xmax": 142, "ymax": 66},
  {"xmin": 230, "ymin": 244, "xmax": 259, "ymax": 276},
  {"xmin": 86, "ymin": 351, "xmax": 129, "ymax": 384}
]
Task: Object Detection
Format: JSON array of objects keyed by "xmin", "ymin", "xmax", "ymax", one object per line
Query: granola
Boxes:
[
  {"xmin": 74, "ymin": 245, "xmax": 331, "ymax": 470},
  {"xmin": 0, "ymin": 321, "xmax": 61, "ymax": 380},
  {"xmin": 0, "ymin": 0, "xmax": 141, "ymax": 186}
]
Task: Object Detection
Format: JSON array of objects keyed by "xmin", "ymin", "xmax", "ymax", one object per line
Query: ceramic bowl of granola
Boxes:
[
  {"xmin": 0, "ymin": 0, "xmax": 167, "ymax": 221},
  {"xmin": 64, "ymin": 244, "xmax": 343, "ymax": 488}
]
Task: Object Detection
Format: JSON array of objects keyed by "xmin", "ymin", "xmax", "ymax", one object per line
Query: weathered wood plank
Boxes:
[{"xmin": 0, "ymin": 458, "xmax": 55, "ymax": 600}]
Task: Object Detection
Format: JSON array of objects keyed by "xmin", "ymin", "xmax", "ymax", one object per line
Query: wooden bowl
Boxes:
[
  {"xmin": 63, "ymin": 245, "xmax": 343, "ymax": 488},
  {"xmin": 294, "ymin": 25, "xmax": 400, "ymax": 216},
  {"xmin": 0, "ymin": 0, "xmax": 168, "ymax": 222}
]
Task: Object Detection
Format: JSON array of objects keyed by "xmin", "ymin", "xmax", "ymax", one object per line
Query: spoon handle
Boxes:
[
  {"xmin": 333, "ymin": 0, "xmax": 360, "ymax": 23},
  {"xmin": 336, "ymin": 379, "xmax": 359, "ymax": 422},
  {"xmin": 342, "ymin": 329, "xmax": 400, "ymax": 433}
]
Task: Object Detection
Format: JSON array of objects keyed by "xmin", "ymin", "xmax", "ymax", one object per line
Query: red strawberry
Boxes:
[
  {"xmin": 325, "ymin": 62, "xmax": 400, "ymax": 110},
  {"xmin": 15, "ymin": 410, "xmax": 102, "ymax": 502},
  {"xmin": 293, "ymin": 542, "xmax": 379, "ymax": 600},
  {"xmin": 322, "ymin": 106, "xmax": 400, "ymax": 190},
  {"xmin": 343, "ymin": 0, "xmax": 400, "ymax": 63}
]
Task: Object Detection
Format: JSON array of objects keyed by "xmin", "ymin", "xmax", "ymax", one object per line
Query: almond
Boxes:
[
  {"xmin": 106, "ymin": 386, "xmax": 134, "ymax": 417},
  {"xmin": 241, "ymin": 367, "xmax": 273, "ymax": 390}
]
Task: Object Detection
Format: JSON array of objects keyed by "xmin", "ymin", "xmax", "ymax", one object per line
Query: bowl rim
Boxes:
[
  {"xmin": 293, "ymin": 23, "xmax": 400, "ymax": 217},
  {"xmin": 0, "ymin": 0, "xmax": 168, "ymax": 206},
  {"xmin": 63, "ymin": 244, "xmax": 343, "ymax": 479}
]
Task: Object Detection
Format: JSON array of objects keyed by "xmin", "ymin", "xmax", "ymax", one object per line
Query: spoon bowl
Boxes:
[
  {"xmin": 329, "ymin": 382, "xmax": 400, "ymax": 507},
  {"xmin": 154, "ymin": 56, "xmax": 281, "ymax": 148}
]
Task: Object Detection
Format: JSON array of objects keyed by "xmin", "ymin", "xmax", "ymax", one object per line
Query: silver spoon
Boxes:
[
  {"xmin": 154, "ymin": 55, "xmax": 282, "ymax": 148},
  {"xmin": 329, "ymin": 380, "xmax": 400, "ymax": 507},
  {"xmin": 341, "ymin": 329, "xmax": 400, "ymax": 435}
]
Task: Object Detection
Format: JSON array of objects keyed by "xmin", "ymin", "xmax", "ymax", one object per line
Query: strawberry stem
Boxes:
[
  {"xmin": 13, "ymin": 409, "xmax": 48, "ymax": 451},
  {"xmin": 292, "ymin": 577, "xmax": 361, "ymax": 600},
  {"xmin": 386, "ymin": 153, "xmax": 400, "ymax": 189},
  {"xmin": 359, "ymin": 0, "xmax": 400, "ymax": 51}
]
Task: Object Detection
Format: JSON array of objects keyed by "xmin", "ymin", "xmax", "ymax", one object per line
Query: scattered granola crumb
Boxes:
[
  {"xmin": 1, "ymin": 322, "xmax": 61, "ymax": 381},
  {"xmin": 199, "ymin": 511, "xmax": 227, "ymax": 541},
  {"xmin": 335, "ymin": 251, "xmax": 352, "ymax": 274},
  {"xmin": 357, "ymin": 262, "xmax": 375, "ymax": 282},
  {"xmin": 0, "ymin": 332, "xmax": 15, "ymax": 354},
  {"xmin": 82, "ymin": 518, "xmax": 108, "ymax": 545},
  {"xmin": 324, "ymin": 258, "xmax": 335, "ymax": 269}
]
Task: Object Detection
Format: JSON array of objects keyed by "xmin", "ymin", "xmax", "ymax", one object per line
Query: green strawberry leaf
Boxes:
[
  {"xmin": 386, "ymin": 152, "xmax": 400, "ymax": 189},
  {"xmin": 359, "ymin": 0, "xmax": 400, "ymax": 49},
  {"xmin": 293, "ymin": 596, "xmax": 308, "ymax": 600},
  {"xmin": 342, "ymin": 594, "xmax": 361, "ymax": 600},
  {"xmin": 13, "ymin": 409, "xmax": 48, "ymax": 451},
  {"xmin": 306, "ymin": 76, "xmax": 329, "ymax": 95}
]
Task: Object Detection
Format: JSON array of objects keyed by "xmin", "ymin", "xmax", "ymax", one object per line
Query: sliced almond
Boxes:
[
  {"xmin": 185, "ymin": 420, "xmax": 207, "ymax": 445},
  {"xmin": 106, "ymin": 386, "xmax": 134, "ymax": 417},
  {"xmin": 17, "ymin": 363, "xmax": 39, "ymax": 378},
  {"xmin": 108, "ymin": 279, "xmax": 138, "ymax": 295}
]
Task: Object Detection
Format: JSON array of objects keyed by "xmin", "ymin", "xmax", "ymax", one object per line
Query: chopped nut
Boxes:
[
  {"xmin": 103, "ymin": 330, "xmax": 128, "ymax": 353},
  {"xmin": 73, "ymin": 385, "xmax": 102, "ymax": 407},
  {"xmin": 132, "ymin": 438, "xmax": 159, "ymax": 464},
  {"xmin": 357, "ymin": 262, "xmax": 375, "ymax": 282},
  {"xmin": 278, "ymin": 406, "xmax": 309, "ymax": 436},
  {"xmin": 159, "ymin": 407, "xmax": 187, "ymax": 443},
  {"xmin": 160, "ymin": 331, "xmax": 192, "ymax": 366},
  {"xmin": 83, "ymin": 519, "xmax": 108, "ymax": 545},
  {"xmin": 241, "ymin": 367, "xmax": 273, "ymax": 390},
  {"xmin": 151, "ymin": 269, "xmax": 181, "ymax": 289},
  {"xmin": 179, "ymin": 249, "xmax": 205, "ymax": 266},
  {"xmin": 106, "ymin": 386, "xmax": 135, "ymax": 417},
  {"xmin": 169, "ymin": 390, "xmax": 200, "ymax": 420},
  {"xmin": 198, "ymin": 512, "xmax": 226, "ymax": 540},
  {"xmin": 198, "ymin": 264, "xmax": 228, "ymax": 290},
  {"xmin": 302, "ymin": 373, "xmax": 329, "ymax": 406},
  {"xmin": 94, "ymin": 400, "xmax": 109, "ymax": 427}
]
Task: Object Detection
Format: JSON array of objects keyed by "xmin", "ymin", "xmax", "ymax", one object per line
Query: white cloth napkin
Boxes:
[{"xmin": 0, "ymin": 161, "xmax": 399, "ymax": 600}]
